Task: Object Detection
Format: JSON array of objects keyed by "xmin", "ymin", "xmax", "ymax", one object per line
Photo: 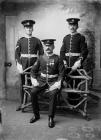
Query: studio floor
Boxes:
[{"xmin": 0, "ymin": 91, "xmax": 101, "ymax": 140}]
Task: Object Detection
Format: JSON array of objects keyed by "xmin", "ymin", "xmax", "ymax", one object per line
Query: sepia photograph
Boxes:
[{"xmin": 0, "ymin": 0, "xmax": 101, "ymax": 139}]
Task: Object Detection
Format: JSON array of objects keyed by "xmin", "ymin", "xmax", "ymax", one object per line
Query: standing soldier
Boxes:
[
  {"xmin": 60, "ymin": 18, "xmax": 88, "ymax": 80},
  {"xmin": 30, "ymin": 39, "xmax": 64, "ymax": 128},
  {"xmin": 15, "ymin": 20, "xmax": 44, "ymax": 111}
]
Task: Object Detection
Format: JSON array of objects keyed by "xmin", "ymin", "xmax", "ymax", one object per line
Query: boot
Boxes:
[
  {"xmin": 30, "ymin": 114, "xmax": 40, "ymax": 123},
  {"xmin": 16, "ymin": 105, "xmax": 22, "ymax": 111},
  {"xmin": 48, "ymin": 117, "xmax": 55, "ymax": 128}
]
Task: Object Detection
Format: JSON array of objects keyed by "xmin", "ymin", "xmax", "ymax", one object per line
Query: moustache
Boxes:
[
  {"xmin": 46, "ymin": 49, "xmax": 50, "ymax": 51},
  {"xmin": 70, "ymin": 28, "xmax": 74, "ymax": 30}
]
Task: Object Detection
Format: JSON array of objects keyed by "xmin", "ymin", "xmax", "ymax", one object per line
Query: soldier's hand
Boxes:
[
  {"xmin": 31, "ymin": 77, "xmax": 39, "ymax": 87},
  {"xmin": 72, "ymin": 59, "xmax": 81, "ymax": 71},
  {"xmin": 17, "ymin": 62, "xmax": 23, "ymax": 73},
  {"xmin": 49, "ymin": 81, "xmax": 61, "ymax": 91},
  {"xmin": 63, "ymin": 60, "xmax": 67, "ymax": 68}
]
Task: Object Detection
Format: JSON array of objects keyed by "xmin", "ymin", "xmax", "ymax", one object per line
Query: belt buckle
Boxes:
[{"xmin": 69, "ymin": 52, "xmax": 72, "ymax": 57}]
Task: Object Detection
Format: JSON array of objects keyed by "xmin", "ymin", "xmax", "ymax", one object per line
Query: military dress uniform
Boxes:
[
  {"xmin": 60, "ymin": 32, "xmax": 88, "ymax": 68},
  {"xmin": 30, "ymin": 39, "xmax": 64, "ymax": 127},
  {"xmin": 15, "ymin": 20, "xmax": 44, "ymax": 109},
  {"xmin": 15, "ymin": 36, "xmax": 44, "ymax": 70},
  {"xmin": 60, "ymin": 18, "xmax": 88, "ymax": 105},
  {"xmin": 60, "ymin": 18, "xmax": 88, "ymax": 80}
]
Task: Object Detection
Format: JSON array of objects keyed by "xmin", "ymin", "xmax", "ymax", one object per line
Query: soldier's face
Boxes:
[
  {"xmin": 68, "ymin": 24, "xmax": 78, "ymax": 33},
  {"xmin": 24, "ymin": 26, "xmax": 33, "ymax": 36},
  {"xmin": 44, "ymin": 44, "xmax": 54, "ymax": 55}
]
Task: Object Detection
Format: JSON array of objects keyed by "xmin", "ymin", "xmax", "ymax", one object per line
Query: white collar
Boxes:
[{"xmin": 45, "ymin": 53, "xmax": 54, "ymax": 57}]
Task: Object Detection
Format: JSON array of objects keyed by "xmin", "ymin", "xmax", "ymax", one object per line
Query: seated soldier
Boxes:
[{"xmin": 30, "ymin": 39, "xmax": 64, "ymax": 128}]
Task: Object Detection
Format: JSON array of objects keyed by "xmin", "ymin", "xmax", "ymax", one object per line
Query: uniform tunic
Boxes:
[
  {"xmin": 31, "ymin": 54, "xmax": 64, "ymax": 87},
  {"xmin": 15, "ymin": 37, "xmax": 44, "ymax": 70},
  {"xmin": 15, "ymin": 36, "xmax": 44, "ymax": 105},
  {"xmin": 60, "ymin": 33, "xmax": 88, "ymax": 67}
]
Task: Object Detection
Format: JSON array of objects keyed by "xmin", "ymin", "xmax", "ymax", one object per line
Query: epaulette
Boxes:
[
  {"xmin": 63, "ymin": 34, "xmax": 70, "ymax": 40},
  {"xmin": 20, "ymin": 37, "xmax": 25, "ymax": 40},
  {"xmin": 65, "ymin": 34, "xmax": 70, "ymax": 37}
]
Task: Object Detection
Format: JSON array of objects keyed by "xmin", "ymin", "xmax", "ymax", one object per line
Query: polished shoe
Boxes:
[
  {"xmin": 48, "ymin": 117, "xmax": 55, "ymax": 128},
  {"xmin": 16, "ymin": 105, "xmax": 22, "ymax": 111},
  {"xmin": 30, "ymin": 115, "xmax": 40, "ymax": 123}
]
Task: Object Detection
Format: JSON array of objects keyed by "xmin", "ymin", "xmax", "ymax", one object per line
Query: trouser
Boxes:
[
  {"xmin": 31, "ymin": 84, "xmax": 58, "ymax": 118},
  {"xmin": 62, "ymin": 68, "xmax": 82, "ymax": 105},
  {"xmin": 63, "ymin": 68, "xmax": 81, "ymax": 88},
  {"xmin": 20, "ymin": 74, "xmax": 25, "ymax": 104}
]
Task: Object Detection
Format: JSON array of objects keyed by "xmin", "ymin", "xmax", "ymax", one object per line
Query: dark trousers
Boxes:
[
  {"xmin": 20, "ymin": 74, "xmax": 25, "ymax": 104},
  {"xmin": 62, "ymin": 68, "xmax": 82, "ymax": 105},
  {"xmin": 63, "ymin": 68, "xmax": 81, "ymax": 88},
  {"xmin": 31, "ymin": 84, "xmax": 58, "ymax": 118}
]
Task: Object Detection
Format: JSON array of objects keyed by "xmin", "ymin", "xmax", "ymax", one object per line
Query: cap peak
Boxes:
[
  {"xmin": 41, "ymin": 39, "xmax": 56, "ymax": 46},
  {"xmin": 21, "ymin": 20, "xmax": 35, "ymax": 27},
  {"xmin": 66, "ymin": 18, "xmax": 80, "ymax": 25}
]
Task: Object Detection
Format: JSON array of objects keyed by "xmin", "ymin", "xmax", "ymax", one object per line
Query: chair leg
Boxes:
[
  {"xmin": 60, "ymin": 93, "xmax": 91, "ymax": 121},
  {"xmin": 77, "ymin": 99, "xmax": 91, "ymax": 121},
  {"xmin": 21, "ymin": 88, "xmax": 32, "ymax": 112},
  {"xmin": 83, "ymin": 99, "xmax": 91, "ymax": 121},
  {"xmin": 21, "ymin": 92, "xmax": 27, "ymax": 112}
]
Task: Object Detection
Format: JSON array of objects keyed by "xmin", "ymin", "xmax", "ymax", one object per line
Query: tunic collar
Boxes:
[
  {"xmin": 45, "ymin": 53, "xmax": 54, "ymax": 57},
  {"xmin": 24, "ymin": 34, "xmax": 33, "ymax": 38},
  {"xmin": 70, "ymin": 32, "xmax": 78, "ymax": 36}
]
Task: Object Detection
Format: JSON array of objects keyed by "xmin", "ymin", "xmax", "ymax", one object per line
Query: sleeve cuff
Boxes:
[{"xmin": 79, "ymin": 57, "xmax": 83, "ymax": 61}]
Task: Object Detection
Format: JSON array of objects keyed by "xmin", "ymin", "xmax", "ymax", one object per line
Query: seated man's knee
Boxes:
[
  {"xmin": 49, "ymin": 89, "xmax": 59, "ymax": 97},
  {"xmin": 31, "ymin": 87, "xmax": 39, "ymax": 96}
]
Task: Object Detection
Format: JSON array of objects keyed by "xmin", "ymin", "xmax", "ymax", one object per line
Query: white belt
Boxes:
[
  {"xmin": 41, "ymin": 73, "xmax": 58, "ymax": 78},
  {"xmin": 65, "ymin": 53, "xmax": 80, "ymax": 56},
  {"xmin": 21, "ymin": 54, "xmax": 38, "ymax": 58}
]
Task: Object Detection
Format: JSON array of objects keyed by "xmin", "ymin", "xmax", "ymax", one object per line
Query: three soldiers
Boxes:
[{"xmin": 15, "ymin": 17, "xmax": 88, "ymax": 128}]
